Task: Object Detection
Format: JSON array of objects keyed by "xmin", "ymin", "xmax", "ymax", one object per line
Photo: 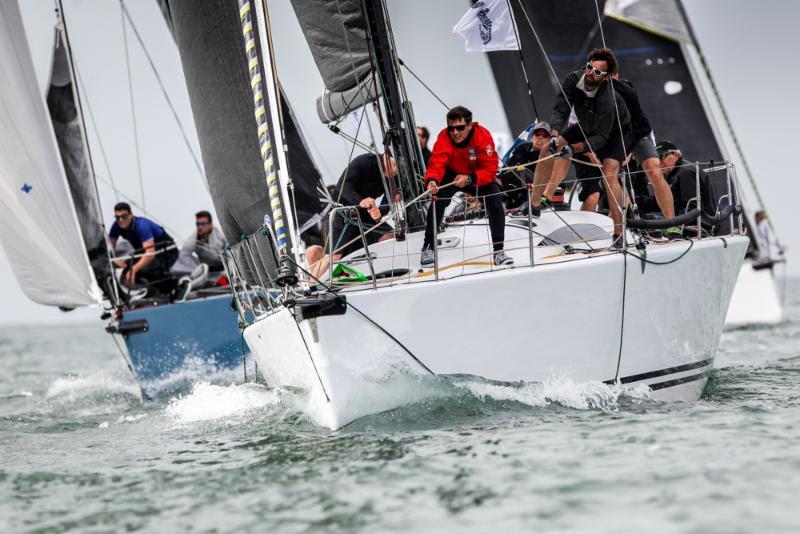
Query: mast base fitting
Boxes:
[{"xmin": 275, "ymin": 256, "xmax": 299, "ymax": 287}]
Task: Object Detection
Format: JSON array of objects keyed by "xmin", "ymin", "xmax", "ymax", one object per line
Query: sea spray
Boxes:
[{"xmin": 165, "ymin": 382, "xmax": 282, "ymax": 423}]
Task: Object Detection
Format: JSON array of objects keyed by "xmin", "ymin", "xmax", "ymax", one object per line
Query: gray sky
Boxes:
[{"xmin": 1, "ymin": 0, "xmax": 797, "ymax": 325}]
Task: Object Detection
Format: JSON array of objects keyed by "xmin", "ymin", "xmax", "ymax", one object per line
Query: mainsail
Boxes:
[
  {"xmin": 0, "ymin": 1, "xmax": 102, "ymax": 307},
  {"xmin": 47, "ymin": 25, "xmax": 112, "ymax": 287},
  {"xmin": 158, "ymin": 0, "xmax": 326, "ymax": 248}
]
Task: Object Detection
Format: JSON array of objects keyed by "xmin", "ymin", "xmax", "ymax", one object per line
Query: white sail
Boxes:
[{"xmin": 0, "ymin": 1, "xmax": 102, "ymax": 307}]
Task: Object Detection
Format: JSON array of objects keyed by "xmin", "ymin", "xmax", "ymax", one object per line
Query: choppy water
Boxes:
[{"xmin": 2, "ymin": 281, "xmax": 799, "ymax": 533}]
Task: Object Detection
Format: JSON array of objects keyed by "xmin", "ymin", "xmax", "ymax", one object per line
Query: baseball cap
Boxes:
[{"xmin": 655, "ymin": 140, "xmax": 678, "ymax": 156}]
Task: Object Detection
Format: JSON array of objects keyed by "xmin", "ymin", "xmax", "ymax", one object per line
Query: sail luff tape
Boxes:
[{"xmin": 238, "ymin": 0, "xmax": 286, "ymax": 255}]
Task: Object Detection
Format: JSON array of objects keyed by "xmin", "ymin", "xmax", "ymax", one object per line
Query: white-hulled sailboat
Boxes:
[{"xmin": 165, "ymin": 0, "xmax": 747, "ymax": 430}]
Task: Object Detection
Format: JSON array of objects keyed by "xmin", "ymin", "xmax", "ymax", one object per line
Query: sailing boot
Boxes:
[
  {"xmin": 494, "ymin": 250, "xmax": 514, "ymax": 266},
  {"xmin": 420, "ymin": 244, "xmax": 435, "ymax": 266}
]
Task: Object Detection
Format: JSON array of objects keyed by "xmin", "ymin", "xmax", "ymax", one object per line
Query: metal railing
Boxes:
[{"xmin": 224, "ymin": 160, "xmax": 743, "ymax": 326}]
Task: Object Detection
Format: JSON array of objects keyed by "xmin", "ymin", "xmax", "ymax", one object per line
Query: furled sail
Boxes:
[
  {"xmin": 47, "ymin": 26, "xmax": 112, "ymax": 286},
  {"xmin": 158, "ymin": 0, "xmax": 326, "ymax": 249},
  {"xmin": 289, "ymin": 0, "xmax": 379, "ymax": 123},
  {"xmin": 0, "ymin": 1, "xmax": 102, "ymax": 307}
]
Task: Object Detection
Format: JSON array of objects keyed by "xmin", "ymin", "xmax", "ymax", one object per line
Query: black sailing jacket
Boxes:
[
  {"xmin": 550, "ymin": 70, "xmax": 630, "ymax": 153},
  {"xmin": 612, "ymin": 78, "xmax": 653, "ymax": 151}
]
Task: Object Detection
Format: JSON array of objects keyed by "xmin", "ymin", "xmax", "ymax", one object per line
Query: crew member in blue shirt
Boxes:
[{"xmin": 109, "ymin": 202, "xmax": 178, "ymax": 288}]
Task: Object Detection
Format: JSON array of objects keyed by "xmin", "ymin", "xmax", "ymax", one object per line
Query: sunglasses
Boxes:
[
  {"xmin": 585, "ymin": 63, "xmax": 608, "ymax": 77},
  {"xmin": 659, "ymin": 151, "xmax": 676, "ymax": 160},
  {"xmin": 196, "ymin": 221, "xmax": 210, "ymax": 227},
  {"xmin": 447, "ymin": 123, "xmax": 470, "ymax": 132},
  {"xmin": 532, "ymin": 130, "xmax": 549, "ymax": 138},
  {"xmin": 114, "ymin": 214, "xmax": 130, "ymax": 221}
]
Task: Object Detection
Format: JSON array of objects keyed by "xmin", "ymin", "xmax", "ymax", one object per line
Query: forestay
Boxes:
[{"xmin": 0, "ymin": 1, "xmax": 102, "ymax": 307}]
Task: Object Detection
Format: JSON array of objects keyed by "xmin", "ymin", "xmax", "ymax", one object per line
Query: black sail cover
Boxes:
[
  {"xmin": 289, "ymin": 0, "xmax": 378, "ymax": 123},
  {"xmin": 46, "ymin": 28, "xmax": 111, "ymax": 284},
  {"xmin": 158, "ymin": 0, "xmax": 325, "ymax": 251}
]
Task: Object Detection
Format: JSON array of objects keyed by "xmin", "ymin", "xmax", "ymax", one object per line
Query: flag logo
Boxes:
[{"xmin": 453, "ymin": 0, "xmax": 519, "ymax": 52}]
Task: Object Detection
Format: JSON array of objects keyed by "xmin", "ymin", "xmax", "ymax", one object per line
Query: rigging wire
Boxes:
[
  {"xmin": 118, "ymin": 1, "xmax": 207, "ymax": 188},
  {"xmin": 590, "ymin": 0, "xmax": 630, "ymax": 382},
  {"xmin": 397, "ymin": 57, "xmax": 449, "ymax": 110},
  {"xmin": 119, "ymin": 0, "xmax": 145, "ymax": 211},
  {"xmin": 284, "ymin": 255, "xmax": 435, "ymax": 376},
  {"xmin": 75, "ymin": 70, "xmax": 119, "ymax": 202},
  {"xmin": 592, "ymin": 0, "xmax": 636, "ymax": 226},
  {"xmin": 505, "ymin": 0, "xmax": 539, "ymax": 120}
]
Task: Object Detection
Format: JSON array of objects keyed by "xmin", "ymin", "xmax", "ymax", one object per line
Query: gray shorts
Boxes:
[{"xmin": 632, "ymin": 135, "xmax": 658, "ymax": 163}]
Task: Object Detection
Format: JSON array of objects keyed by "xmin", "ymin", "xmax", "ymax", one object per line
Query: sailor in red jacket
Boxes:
[{"xmin": 422, "ymin": 106, "xmax": 512, "ymax": 266}]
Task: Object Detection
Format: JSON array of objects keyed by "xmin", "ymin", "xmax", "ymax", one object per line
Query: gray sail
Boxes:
[
  {"xmin": 47, "ymin": 27, "xmax": 111, "ymax": 285},
  {"xmin": 289, "ymin": 0, "xmax": 379, "ymax": 123},
  {"xmin": 158, "ymin": 0, "xmax": 325, "ymax": 249}
]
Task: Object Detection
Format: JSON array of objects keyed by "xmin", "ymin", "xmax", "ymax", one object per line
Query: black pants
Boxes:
[
  {"xmin": 424, "ymin": 169, "xmax": 505, "ymax": 252},
  {"xmin": 121, "ymin": 235, "xmax": 179, "ymax": 294}
]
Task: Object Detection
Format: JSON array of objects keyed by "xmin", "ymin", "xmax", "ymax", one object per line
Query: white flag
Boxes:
[{"xmin": 453, "ymin": 0, "xmax": 520, "ymax": 53}]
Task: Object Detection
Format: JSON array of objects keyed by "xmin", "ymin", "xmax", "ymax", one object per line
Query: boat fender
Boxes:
[{"xmin": 287, "ymin": 294, "xmax": 347, "ymax": 321}]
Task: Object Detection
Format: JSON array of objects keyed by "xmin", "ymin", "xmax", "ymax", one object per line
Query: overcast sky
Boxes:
[{"xmin": 1, "ymin": 0, "xmax": 797, "ymax": 325}]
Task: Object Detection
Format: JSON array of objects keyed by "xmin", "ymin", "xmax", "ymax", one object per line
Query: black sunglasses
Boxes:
[
  {"xmin": 196, "ymin": 221, "xmax": 210, "ymax": 227},
  {"xmin": 114, "ymin": 214, "xmax": 130, "ymax": 221},
  {"xmin": 659, "ymin": 151, "xmax": 676, "ymax": 160},
  {"xmin": 447, "ymin": 123, "xmax": 470, "ymax": 132},
  {"xmin": 585, "ymin": 62, "xmax": 607, "ymax": 77}
]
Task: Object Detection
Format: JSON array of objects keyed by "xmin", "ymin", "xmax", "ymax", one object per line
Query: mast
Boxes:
[
  {"xmin": 254, "ymin": 0, "xmax": 303, "ymax": 263},
  {"xmin": 361, "ymin": 0, "xmax": 425, "ymax": 229}
]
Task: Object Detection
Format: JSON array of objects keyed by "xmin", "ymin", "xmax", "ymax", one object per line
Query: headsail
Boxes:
[
  {"xmin": 47, "ymin": 24, "xmax": 112, "ymax": 287},
  {"xmin": 0, "ymin": 1, "xmax": 102, "ymax": 307},
  {"xmin": 158, "ymin": 0, "xmax": 326, "ymax": 248}
]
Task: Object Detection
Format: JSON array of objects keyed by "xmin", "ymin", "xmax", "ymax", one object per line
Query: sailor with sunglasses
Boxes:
[
  {"xmin": 528, "ymin": 48, "xmax": 631, "ymax": 245},
  {"xmin": 422, "ymin": 105, "xmax": 513, "ymax": 266},
  {"xmin": 108, "ymin": 201, "xmax": 178, "ymax": 290}
]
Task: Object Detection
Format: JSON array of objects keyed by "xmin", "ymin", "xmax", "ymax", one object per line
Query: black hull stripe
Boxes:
[
  {"xmin": 606, "ymin": 358, "xmax": 714, "ymax": 385},
  {"xmin": 648, "ymin": 371, "xmax": 709, "ymax": 391}
]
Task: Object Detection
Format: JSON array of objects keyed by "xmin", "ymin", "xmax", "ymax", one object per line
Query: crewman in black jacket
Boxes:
[
  {"xmin": 657, "ymin": 140, "xmax": 697, "ymax": 217},
  {"xmin": 306, "ymin": 153, "xmax": 396, "ymax": 278},
  {"xmin": 530, "ymin": 48, "xmax": 630, "ymax": 242}
]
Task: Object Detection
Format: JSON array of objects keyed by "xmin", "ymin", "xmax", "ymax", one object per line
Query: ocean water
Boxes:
[{"xmin": 2, "ymin": 281, "xmax": 799, "ymax": 533}]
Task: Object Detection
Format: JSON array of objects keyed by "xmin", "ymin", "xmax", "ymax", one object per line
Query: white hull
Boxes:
[
  {"xmin": 245, "ymin": 212, "xmax": 747, "ymax": 430},
  {"xmin": 725, "ymin": 261, "xmax": 784, "ymax": 327}
]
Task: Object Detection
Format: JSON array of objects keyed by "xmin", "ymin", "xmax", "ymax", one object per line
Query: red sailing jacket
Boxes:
[{"xmin": 425, "ymin": 123, "xmax": 499, "ymax": 187}]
